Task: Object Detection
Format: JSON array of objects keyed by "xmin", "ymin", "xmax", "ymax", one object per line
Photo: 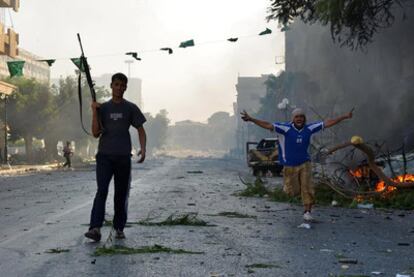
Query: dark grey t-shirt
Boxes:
[{"xmin": 97, "ymin": 99, "xmax": 146, "ymax": 155}]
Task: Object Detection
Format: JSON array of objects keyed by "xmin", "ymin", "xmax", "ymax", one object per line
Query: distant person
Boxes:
[
  {"xmin": 84, "ymin": 73, "xmax": 147, "ymax": 242},
  {"xmin": 241, "ymin": 108, "xmax": 353, "ymax": 221},
  {"xmin": 62, "ymin": 141, "xmax": 73, "ymax": 168}
]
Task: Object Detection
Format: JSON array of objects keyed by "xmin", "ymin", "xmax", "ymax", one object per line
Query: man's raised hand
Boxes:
[
  {"xmin": 347, "ymin": 107, "xmax": 355, "ymax": 119},
  {"xmin": 91, "ymin": 101, "xmax": 101, "ymax": 111},
  {"xmin": 240, "ymin": 110, "xmax": 252, "ymax": 122}
]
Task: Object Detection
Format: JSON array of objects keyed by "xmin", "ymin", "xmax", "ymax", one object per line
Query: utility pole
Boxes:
[
  {"xmin": 125, "ymin": 60, "xmax": 134, "ymax": 78},
  {"xmin": 3, "ymin": 95, "xmax": 7, "ymax": 163}
]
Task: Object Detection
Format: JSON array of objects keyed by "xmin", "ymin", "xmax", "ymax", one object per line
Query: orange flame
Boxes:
[
  {"xmin": 375, "ymin": 174, "xmax": 414, "ymax": 192},
  {"xmin": 349, "ymin": 168, "xmax": 364, "ymax": 178}
]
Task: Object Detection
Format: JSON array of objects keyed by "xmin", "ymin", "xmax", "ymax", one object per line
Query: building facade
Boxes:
[
  {"xmin": 233, "ymin": 75, "xmax": 269, "ymax": 157},
  {"xmin": 0, "ymin": 48, "xmax": 50, "ymax": 83},
  {"xmin": 284, "ymin": 7, "xmax": 414, "ymax": 147}
]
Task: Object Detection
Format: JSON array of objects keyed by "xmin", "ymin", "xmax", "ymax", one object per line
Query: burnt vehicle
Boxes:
[{"xmin": 246, "ymin": 138, "xmax": 283, "ymax": 176}]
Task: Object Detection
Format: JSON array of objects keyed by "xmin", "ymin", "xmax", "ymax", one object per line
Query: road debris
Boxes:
[
  {"xmin": 297, "ymin": 223, "xmax": 311, "ymax": 229},
  {"xmin": 207, "ymin": 212, "xmax": 257, "ymax": 219},
  {"xmin": 93, "ymin": 244, "xmax": 205, "ymax": 256},
  {"xmin": 338, "ymin": 258, "xmax": 358, "ymax": 264},
  {"xmin": 187, "ymin": 170, "xmax": 204, "ymax": 174},
  {"xmin": 138, "ymin": 213, "xmax": 212, "ymax": 226},
  {"xmin": 357, "ymin": 203, "xmax": 374, "ymax": 209},
  {"xmin": 45, "ymin": 248, "xmax": 70, "ymax": 254}
]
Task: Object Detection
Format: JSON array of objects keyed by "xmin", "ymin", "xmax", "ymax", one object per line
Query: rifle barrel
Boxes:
[{"xmin": 77, "ymin": 33, "xmax": 85, "ymax": 56}]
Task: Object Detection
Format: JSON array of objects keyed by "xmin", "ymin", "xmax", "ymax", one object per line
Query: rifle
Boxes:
[
  {"xmin": 76, "ymin": 33, "xmax": 98, "ymax": 135},
  {"xmin": 77, "ymin": 33, "xmax": 96, "ymax": 102}
]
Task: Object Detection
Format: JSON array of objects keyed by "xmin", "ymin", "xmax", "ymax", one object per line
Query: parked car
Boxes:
[{"xmin": 246, "ymin": 138, "xmax": 283, "ymax": 176}]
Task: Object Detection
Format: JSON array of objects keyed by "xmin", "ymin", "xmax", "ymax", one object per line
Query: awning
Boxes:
[{"xmin": 0, "ymin": 81, "xmax": 17, "ymax": 96}]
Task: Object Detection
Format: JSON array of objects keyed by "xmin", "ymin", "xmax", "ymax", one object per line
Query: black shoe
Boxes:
[
  {"xmin": 84, "ymin": 228, "xmax": 101, "ymax": 242},
  {"xmin": 115, "ymin": 230, "xmax": 126, "ymax": 239}
]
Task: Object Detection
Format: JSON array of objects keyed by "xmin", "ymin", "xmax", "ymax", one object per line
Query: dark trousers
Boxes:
[
  {"xmin": 63, "ymin": 155, "xmax": 71, "ymax": 167},
  {"xmin": 89, "ymin": 154, "xmax": 131, "ymax": 231}
]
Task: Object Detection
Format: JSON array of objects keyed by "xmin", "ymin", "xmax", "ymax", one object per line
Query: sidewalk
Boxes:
[{"xmin": 0, "ymin": 163, "xmax": 59, "ymax": 176}]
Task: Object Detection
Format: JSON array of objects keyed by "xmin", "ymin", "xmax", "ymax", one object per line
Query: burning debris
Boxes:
[
  {"xmin": 376, "ymin": 174, "xmax": 414, "ymax": 193},
  {"xmin": 317, "ymin": 136, "xmax": 414, "ymax": 209}
]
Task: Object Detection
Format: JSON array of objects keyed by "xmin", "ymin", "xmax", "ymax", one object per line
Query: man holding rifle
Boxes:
[
  {"xmin": 241, "ymin": 108, "xmax": 352, "ymax": 221},
  {"xmin": 84, "ymin": 73, "xmax": 147, "ymax": 241}
]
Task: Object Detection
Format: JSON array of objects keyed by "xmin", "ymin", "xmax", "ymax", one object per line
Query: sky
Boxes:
[{"xmin": 11, "ymin": 0, "xmax": 285, "ymax": 123}]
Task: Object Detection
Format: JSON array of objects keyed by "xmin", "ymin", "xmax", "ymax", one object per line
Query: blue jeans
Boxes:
[{"xmin": 89, "ymin": 153, "xmax": 131, "ymax": 231}]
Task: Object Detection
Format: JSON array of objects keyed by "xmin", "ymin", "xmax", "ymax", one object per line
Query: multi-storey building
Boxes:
[
  {"xmin": 94, "ymin": 74, "xmax": 143, "ymax": 108},
  {"xmin": 284, "ymin": 6, "xmax": 414, "ymax": 147},
  {"xmin": 0, "ymin": 48, "xmax": 50, "ymax": 83},
  {"xmin": 233, "ymin": 75, "xmax": 269, "ymax": 157}
]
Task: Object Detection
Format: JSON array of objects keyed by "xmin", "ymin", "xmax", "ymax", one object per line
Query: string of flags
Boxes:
[{"xmin": 5, "ymin": 27, "xmax": 274, "ymax": 78}]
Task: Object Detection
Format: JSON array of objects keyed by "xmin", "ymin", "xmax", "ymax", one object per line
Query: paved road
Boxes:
[{"xmin": 0, "ymin": 157, "xmax": 413, "ymax": 277}]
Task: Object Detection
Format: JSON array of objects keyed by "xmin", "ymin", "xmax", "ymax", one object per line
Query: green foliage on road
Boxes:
[
  {"xmin": 245, "ymin": 263, "xmax": 281, "ymax": 269},
  {"xmin": 271, "ymin": 187, "xmax": 301, "ymax": 204},
  {"xmin": 45, "ymin": 248, "xmax": 70, "ymax": 254},
  {"xmin": 237, "ymin": 177, "xmax": 268, "ymax": 197},
  {"xmin": 93, "ymin": 244, "xmax": 204, "ymax": 256},
  {"xmin": 333, "ymin": 275, "xmax": 369, "ymax": 277},
  {"xmin": 138, "ymin": 213, "xmax": 212, "ymax": 227},
  {"xmin": 357, "ymin": 188, "xmax": 414, "ymax": 210},
  {"xmin": 208, "ymin": 212, "xmax": 257, "ymax": 219},
  {"xmin": 238, "ymin": 177, "xmax": 414, "ymax": 210}
]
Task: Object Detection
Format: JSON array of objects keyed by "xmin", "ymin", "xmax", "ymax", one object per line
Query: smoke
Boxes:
[{"xmin": 285, "ymin": 6, "xmax": 414, "ymax": 151}]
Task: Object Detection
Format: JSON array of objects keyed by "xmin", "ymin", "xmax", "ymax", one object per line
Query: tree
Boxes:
[
  {"xmin": 207, "ymin": 112, "xmax": 236, "ymax": 150},
  {"xmin": 141, "ymin": 109, "xmax": 170, "ymax": 154},
  {"xmin": 46, "ymin": 76, "xmax": 110, "ymax": 160},
  {"xmin": 6, "ymin": 77, "xmax": 54, "ymax": 162},
  {"xmin": 267, "ymin": 0, "xmax": 408, "ymax": 49}
]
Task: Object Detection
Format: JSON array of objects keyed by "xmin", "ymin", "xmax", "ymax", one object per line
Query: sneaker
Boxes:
[
  {"xmin": 115, "ymin": 230, "xmax": 126, "ymax": 239},
  {"xmin": 303, "ymin": 211, "xmax": 314, "ymax": 221},
  {"xmin": 84, "ymin": 228, "xmax": 101, "ymax": 242}
]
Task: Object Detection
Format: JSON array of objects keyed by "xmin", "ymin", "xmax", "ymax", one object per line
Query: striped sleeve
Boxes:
[
  {"xmin": 272, "ymin": 123, "xmax": 290, "ymax": 134},
  {"xmin": 307, "ymin": 121, "xmax": 324, "ymax": 134}
]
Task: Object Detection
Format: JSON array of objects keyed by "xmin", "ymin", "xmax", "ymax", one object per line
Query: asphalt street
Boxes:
[{"xmin": 0, "ymin": 157, "xmax": 413, "ymax": 277}]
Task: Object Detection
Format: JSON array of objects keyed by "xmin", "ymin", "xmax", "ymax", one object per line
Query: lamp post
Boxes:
[
  {"xmin": 125, "ymin": 60, "xmax": 134, "ymax": 78},
  {"xmin": 3, "ymin": 95, "xmax": 7, "ymax": 163}
]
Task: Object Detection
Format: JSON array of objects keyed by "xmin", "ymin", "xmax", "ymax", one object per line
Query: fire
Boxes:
[
  {"xmin": 349, "ymin": 168, "xmax": 364, "ymax": 178},
  {"xmin": 349, "ymin": 166, "xmax": 371, "ymax": 179},
  {"xmin": 355, "ymin": 195, "xmax": 365, "ymax": 203},
  {"xmin": 375, "ymin": 174, "xmax": 414, "ymax": 192}
]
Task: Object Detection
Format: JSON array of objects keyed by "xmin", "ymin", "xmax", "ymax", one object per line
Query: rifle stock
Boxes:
[{"xmin": 77, "ymin": 33, "xmax": 96, "ymax": 102}]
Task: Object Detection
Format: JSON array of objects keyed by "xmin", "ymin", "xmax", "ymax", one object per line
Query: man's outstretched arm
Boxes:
[
  {"xmin": 240, "ymin": 110, "xmax": 274, "ymax": 131},
  {"xmin": 324, "ymin": 108, "xmax": 354, "ymax": 128},
  {"xmin": 137, "ymin": 126, "xmax": 147, "ymax": 163}
]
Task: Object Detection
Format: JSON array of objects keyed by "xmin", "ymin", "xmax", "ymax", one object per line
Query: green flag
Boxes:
[
  {"xmin": 126, "ymin": 52, "xmax": 141, "ymax": 61},
  {"xmin": 227, "ymin": 38, "xmax": 238, "ymax": 42},
  {"xmin": 160, "ymin": 47, "xmax": 173, "ymax": 54},
  {"xmin": 7, "ymin": 61, "xmax": 25, "ymax": 77},
  {"xmin": 39, "ymin": 59, "xmax": 56, "ymax": 66},
  {"xmin": 71, "ymin": 58, "xmax": 85, "ymax": 72},
  {"xmin": 259, "ymin": 28, "xmax": 272, "ymax": 36},
  {"xmin": 179, "ymin": 39, "xmax": 195, "ymax": 48}
]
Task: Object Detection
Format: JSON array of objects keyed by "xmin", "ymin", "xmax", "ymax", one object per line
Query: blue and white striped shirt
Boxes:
[{"xmin": 272, "ymin": 121, "xmax": 324, "ymax": 166}]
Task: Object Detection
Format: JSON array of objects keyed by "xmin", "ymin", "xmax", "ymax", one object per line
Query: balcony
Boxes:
[{"xmin": 0, "ymin": 0, "xmax": 19, "ymax": 12}]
